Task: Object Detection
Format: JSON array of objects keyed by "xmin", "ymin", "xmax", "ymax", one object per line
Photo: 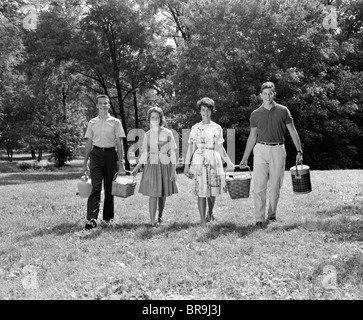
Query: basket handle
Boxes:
[
  {"xmin": 225, "ymin": 165, "xmax": 251, "ymax": 179},
  {"xmin": 295, "ymin": 161, "xmax": 303, "ymax": 177},
  {"xmin": 234, "ymin": 164, "xmax": 251, "ymax": 175},
  {"xmin": 113, "ymin": 171, "xmax": 136, "ymax": 183},
  {"xmin": 236, "ymin": 164, "xmax": 250, "ymax": 171}
]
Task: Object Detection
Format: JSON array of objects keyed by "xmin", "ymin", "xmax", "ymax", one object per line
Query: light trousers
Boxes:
[{"xmin": 252, "ymin": 143, "xmax": 286, "ymax": 222}]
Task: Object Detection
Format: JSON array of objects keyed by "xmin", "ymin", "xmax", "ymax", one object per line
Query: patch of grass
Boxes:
[{"xmin": 0, "ymin": 163, "xmax": 362, "ymax": 300}]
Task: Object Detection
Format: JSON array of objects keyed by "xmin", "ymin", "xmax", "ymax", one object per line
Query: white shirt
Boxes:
[{"xmin": 85, "ymin": 114, "xmax": 125, "ymax": 148}]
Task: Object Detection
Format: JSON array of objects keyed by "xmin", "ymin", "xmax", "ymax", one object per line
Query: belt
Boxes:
[
  {"xmin": 258, "ymin": 141, "xmax": 284, "ymax": 146},
  {"xmin": 197, "ymin": 147, "xmax": 215, "ymax": 150},
  {"xmin": 93, "ymin": 145, "xmax": 115, "ymax": 151}
]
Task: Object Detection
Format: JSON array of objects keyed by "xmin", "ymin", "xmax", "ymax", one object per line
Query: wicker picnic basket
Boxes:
[
  {"xmin": 111, "ymin": 172, "xmax": 136, "ymax": 198},
  {"xmin": 225, "ymin": 165, "xmax": 252, "ymax": 199}
]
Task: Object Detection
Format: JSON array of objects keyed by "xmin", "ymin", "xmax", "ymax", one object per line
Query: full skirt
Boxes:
[{"xmin": 139, "ymin": 162, "xmax": 178, "ymax": 197}]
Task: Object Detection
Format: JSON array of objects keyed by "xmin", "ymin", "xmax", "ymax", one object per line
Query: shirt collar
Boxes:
[
  {"xmin": 98, "ymin": 113, "xmax": 110, "ymax": 120},
  {"xmin": 259, "ymin": 101, "xmax": 277, "ymax": 111}
]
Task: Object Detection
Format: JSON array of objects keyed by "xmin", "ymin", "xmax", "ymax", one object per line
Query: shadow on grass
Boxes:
[
  {"xmin": 111, "ymin": 221, "xmax": 201, "ymax": 240},
  {"xmin": 269, "ymin": 204, "xmax": 363, "ymax": 242},
  {"xmin": 14, "ymin": 221, "xmax": 199, "ymax": 242},
  {"xmin": 0, "ymin": 172, "xmax": 82, "ymax": 185},
  {"xmin": 200, "ymin": 221, "xmax": 267, "ymax": 241},
  {"xmin": 316, "ymin": 204, "xmax": 363, "ymax": 217},
  {"xmin": 14, "ymin": 222, "xmax": 83, "ymax": 242},
  {"xmin": 13, "ymin": 204, "xmax": 363, "ymax": 242},
  {"xmin": 12, "ymin": 220, "xmax": 296, "ymax": 242}
]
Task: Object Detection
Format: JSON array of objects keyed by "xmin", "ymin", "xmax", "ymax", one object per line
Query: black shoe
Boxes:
[
  {"xmin": 255, "ymin": 221, "xmax": 263, "ymax": 227},
  {"xmin": 206, "ymin": 214, "xmax": 215, "ymax": 223},
  {"xmin": 268, "ymin": 216, "xmax": 276, "ymax": 222},
  {"xmin": 85, "ymin": 219, "xmax": 97, "ymax": 230},
  {"xmin": 157, "ymin": 217, "xmax": 163, "ymax": 224}
]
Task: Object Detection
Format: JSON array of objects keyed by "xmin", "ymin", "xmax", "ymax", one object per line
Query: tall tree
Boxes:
[
  {"xmin": 165, "ymin": 0, "xmax": 363, "ymax": 169},
  {"xmin": 71, "ymin": 0, "xmax": 173, "ymax": 168}
]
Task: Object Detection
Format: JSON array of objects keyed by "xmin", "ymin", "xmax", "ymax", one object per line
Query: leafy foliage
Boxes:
[{"xmin": 0, "ymin": 0, "xmax": 362, "ymax": 169}]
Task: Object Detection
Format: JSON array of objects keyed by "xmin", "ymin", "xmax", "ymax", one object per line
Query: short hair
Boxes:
[
  {"xmin": 147, "ymin": 106, "xmax": 166, "ymax": 126},
  {"xmin": 196, "ymin": 97, "xmax": 216, "ymax": 112},
  {"xmin": 96, "ymin": 94, "xmax": 110, "ymax": 103},
  {"xmin": 260, "ymin": 81, "xmax": 275, "ymax": 93}
]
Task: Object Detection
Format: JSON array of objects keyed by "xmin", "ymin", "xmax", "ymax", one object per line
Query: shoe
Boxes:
[
  {"xmin": 157, "ymin": 217, "xmax": 163, "ymax": 224},
  {"xmin": 85, "ymin": 219, "xmax": 97, "ymax": 230},
  {"xmin": 206, "ymin": 214, "xmax": 215, "ymax": 223},
  {"xmin": 102, "ymin": 219, "xmax": 115, "ymax": 228},
  {"xmin": 268, "ymin": 216, "xmax": 276, "ymax": 222},
  {"xmin": 255, "ymin": 221, "xmax": 263, "ymax": 227}
]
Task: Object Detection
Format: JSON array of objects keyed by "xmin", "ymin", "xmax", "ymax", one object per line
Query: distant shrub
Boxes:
[
  {"xmin": 0, "ymin": 162, "xmax": 21, "ymax": 173},
  {"xmin": 18, "ymin": 162, "xmax": 32, "ymax": 170},
  {"xmin": 18, "ymin": 161, "xmax": 44, "ymax": 171}
]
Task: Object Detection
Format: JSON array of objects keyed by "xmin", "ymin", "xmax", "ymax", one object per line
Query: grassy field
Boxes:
[{"xmin": 0, "ymin": 152, "xmax": 362, "ymax": 300}]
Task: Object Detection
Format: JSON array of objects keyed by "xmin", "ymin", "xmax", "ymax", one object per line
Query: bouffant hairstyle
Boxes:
[
  {"xmin": 147, "ymin": 106, "xmax": 166, "ymax": 126},
  {"xmin": 196, "ymin": 97, "xmax": 216, "ymax": 113},
  {"xmin": 260, "ymin": 81, "xmax": 276, "ymax": 93}
]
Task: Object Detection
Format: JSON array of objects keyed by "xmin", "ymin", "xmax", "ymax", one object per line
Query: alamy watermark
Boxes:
[
  {"xmin": 322, "ymin": 4, "xmax": 338, "ymax": 30},
  {"xmin": 310, "ymin": 252, "xmax": 363, "ymax": 297},
  {"xmin": 126, "ymin": 128, "xmax": 237, "ymax": 165},
  {"xmin": 22, "ymin": 3, "xmax": 339, "ymax": 31},
  {"xmin": 22, "ymin": 5, "xmax": 37, "ymax": 30}
]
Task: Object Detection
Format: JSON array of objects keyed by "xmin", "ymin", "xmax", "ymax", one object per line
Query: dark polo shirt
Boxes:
[{"xmin": 250, "ymin": 102, "xmax": 293, "ymax": 143}]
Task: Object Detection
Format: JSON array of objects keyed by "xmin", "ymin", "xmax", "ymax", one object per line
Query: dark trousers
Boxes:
[{"xmin": 87, "ymin": 147, "xmax": 118, "ymax": 221}]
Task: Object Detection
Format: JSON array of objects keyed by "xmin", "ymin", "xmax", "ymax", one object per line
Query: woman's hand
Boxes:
[
  {"xmin": 184, "ymin": 165, "xmax": 194, "ymax": 179},
  {"xmin": 170, "ymin": 171, "xmax": 176, "ymax": 182},
  {"xmin": 226, "ymin": 160, "xmax": 235, "ymax": 172},
  {"xmin": 131, "ymin": 168, "xmax": 138, "ymax": 177},
  {"xmin": 184, "ymin": 164, "xmax": 189, "ymax": 176}
]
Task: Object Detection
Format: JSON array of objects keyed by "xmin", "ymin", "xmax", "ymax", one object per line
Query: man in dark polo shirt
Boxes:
[
  {"xmin": 82, "ymin": 94, "xmax": 126, "ymax": 230},
  {"xmin": 240, "ymin": 82, "xmax": 303, "ymax": 226}
]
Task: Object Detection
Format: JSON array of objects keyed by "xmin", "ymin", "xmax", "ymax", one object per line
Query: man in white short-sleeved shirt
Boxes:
[{"xmin": 82, "ymin": 94, "xmax": 126, "ymax": 230}]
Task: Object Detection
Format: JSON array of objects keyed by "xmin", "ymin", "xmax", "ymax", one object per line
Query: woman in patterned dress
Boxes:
[
  {"xmin": 184, "ymin": 98, "xmax": 234, "ymax": 226},
  {"xmin": 132, "ymin": 107, "xmax": 178, "ymax": 227}
]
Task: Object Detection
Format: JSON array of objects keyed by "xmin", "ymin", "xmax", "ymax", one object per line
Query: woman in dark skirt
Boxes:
[{"xmin": 132, "ymin": 107, "xmax": 178, "ymax": 227}]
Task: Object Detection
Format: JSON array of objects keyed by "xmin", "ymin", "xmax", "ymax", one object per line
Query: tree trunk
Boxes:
[
  {"xmin": 38, "ymin": 148, "xmax": 43, "ymax": 161},
  {"xmin": 62, "ymin": 86, "xmax": 67, "ymax": 121},
  {"xmin": 132, "ymin": 84, "xmax": 139, "ymax": 129},
  {"xmin": 115, "ymin": 78, "xmax": 130, "ymax": 171},
  {"xmin": 133, "ymin": 89, "xmax": 139, "ymax": 158},
  {"xmin": 7, "ymin": 147, "xmax": 13, "ymax": 162},
  {"xmin": 31, "ymin": 149, "xmax": 36, "ymax": 159}
]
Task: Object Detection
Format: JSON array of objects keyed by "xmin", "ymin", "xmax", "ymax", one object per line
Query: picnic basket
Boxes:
[
  {"xmin": 290, "ymin": 162, "xmax": 312, "ymax": 194},
  {"xmin": 225, "ymin": 165, "xmax": 252, "ymax": 199},
  {"xmin": 111, "ymin": 172, "xmax": 136, "ymax": 198}
]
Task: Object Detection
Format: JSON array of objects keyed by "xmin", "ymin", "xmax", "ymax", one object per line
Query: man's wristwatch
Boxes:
[{"xmin": 297, "ymin": 150, "xmax": 303, "ymax": 154}]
